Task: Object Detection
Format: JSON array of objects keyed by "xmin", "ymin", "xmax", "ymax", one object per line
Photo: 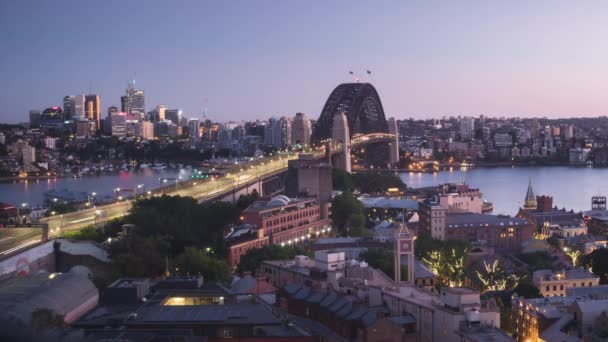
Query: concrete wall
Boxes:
[{"xmin": 0, "ymin": 241, "xmax": 54, "ymax": 282}]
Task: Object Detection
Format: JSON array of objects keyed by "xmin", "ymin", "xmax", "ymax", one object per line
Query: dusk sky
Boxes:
[{"xmin": 2, "ymin": 0, "xmax": 608, "ymax": 123}]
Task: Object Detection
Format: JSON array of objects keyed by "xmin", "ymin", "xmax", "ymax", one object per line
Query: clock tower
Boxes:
[{"xmin": 394, "ymin": 223, "xmax": 415, "ymax": 285}]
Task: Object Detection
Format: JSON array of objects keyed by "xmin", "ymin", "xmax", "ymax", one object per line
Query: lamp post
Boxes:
[{"xmin": 17, "ymin": 202, "xmax": 27, "ymax": 225}]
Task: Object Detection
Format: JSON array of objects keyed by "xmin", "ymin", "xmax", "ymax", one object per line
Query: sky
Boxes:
[{"xmin": 2, "ymin": 0, "xmax": 608, "ymax": 123}]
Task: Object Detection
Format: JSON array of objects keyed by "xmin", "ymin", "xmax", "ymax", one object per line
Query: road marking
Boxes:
[
  {"xmin": 0, "ymin": 239, "xmax": 40, "ymax": 255},
  {"xmin": 0, "ymin": 237, "xmax": 14, "ymax": 243},
  {"xmin": 68, "ymin": 216, "xmax": 95, "ymax": 224}
]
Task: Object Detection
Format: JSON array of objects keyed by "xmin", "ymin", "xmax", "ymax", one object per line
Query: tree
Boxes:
[
  {"xmin": 332, "ymin": 168, "xmax": 354, "ymax": 191},
  {"xmin": 110, "ymin": 235, "xmax": 171, "ymax": 278},
  {"xmin": 237, "ymin": 190, "xmax": 259, "ymax": 210},
  {"xmin": 174, "ymin": 247, "xmax": 232, "ymax": 284},
  {"xmin": 513, "ymin": 280, "xmax": 542, "ymax": 298},
  {"xmin": 236, "ymin": 245, "xmax": 311, "ymax": 275},
  {"xmin": 475, "ymin": 260, "xmax": 520, "ymax": 292},
  {"xmin": 127, "ymin": 195, "xmax": 240, "ymax": 255},
  {"xmin": 564, "ymin": 248, "xmax": 581, "ymax": 267},
  {"xmin": 331, "ymin": 191, "xmax": 367, "ymax": 236},
  {"xmin": 418, "ymin": 234, "xmax": 469, "ymax": 287},
  {"xmin": 360, "ymin": 248, "xmax": 408, "ymax": 280},
  {"xmin": 352, "ymin": 171, "xmax": 406, "ymax": 194},
  {"xmin": 582, "ymin": 248, "xmax": 608, "ymax": 284}
]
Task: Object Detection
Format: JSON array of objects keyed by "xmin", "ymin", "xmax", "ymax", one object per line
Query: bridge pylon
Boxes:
[
  {"xmin": 388, "ymin": 117, "xmax": 400, "ymax": 167},
  {"xmin": 331, "ymin": 112, "xmax": 351, "ymax": 173}
]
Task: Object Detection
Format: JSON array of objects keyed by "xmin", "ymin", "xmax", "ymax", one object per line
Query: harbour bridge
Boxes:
[{"xmin": 3, "ymin": 83, "xmax": 399, "ymax": 256}]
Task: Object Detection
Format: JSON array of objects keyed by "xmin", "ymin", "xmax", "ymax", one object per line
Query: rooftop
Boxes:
[
  {"xmin": 446, "ymin": 213, "xmax": 530, "ymax": 228},
  {"xmin": 358, "ymin": 197, "xmax": 419, "ymax": 211}
]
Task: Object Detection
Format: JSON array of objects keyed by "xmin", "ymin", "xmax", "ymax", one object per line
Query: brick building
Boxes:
[
  {"xmin": 419, "ymin": 200, "xmax": 534, "ymax": 251},
  {"xmin": 226, "ymin": 195, "xmax": 332, "ymax": 267}
]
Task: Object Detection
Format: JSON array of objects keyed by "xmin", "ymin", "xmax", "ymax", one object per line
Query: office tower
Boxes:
[
  {"xmin": 291, "ymin": 112, "xmax": 311, "ymax": 146},
  {"xmin": 120, "ymin": 96, "xmax": 128, "ymax": 113},
  {"xmin": 265, "ymin": 117, "xmax": 278, "ymax": 146},
  {"xmin": 459, "ymin": 116, "xmax": 475, "ymax": 140},
  {"xmin": 107, "ymin": 106, "xmax": 118, "ymax": 117},
  {"xmin": 123, "ymin": 81, "xmax": 145, "ymax": 118},
  {"xmin": 279, "ymin": 117, "xmax": 292, "ymax": 149},
  {"xmin": 148, "ymin": 105, "xmax": 167, "ymax": 122},
  {"xmin": 76, "ymin": 119, "xmax": 95, "ymax": 138},
  {"xmin": 141, "ymin": 122, "xmax": 154, "ymax": 140},
  {"xmin": 110, "ymin": 112, "xmax": 127, "ymax": 138},
  {"xmin": 72, "ymin": 95, "xmax": 86, "ymax": 118},
  {"xmin": 23, "ymin": 144, "xmax": 35, "ymax": 165},
  {"xmin": 165, "ymin": 109, "xmax": 180, "ymax": 125},
  {"xmin": 188, "ymin": 119, "xmax": 200, "ymax": 147},
  {"xmin": 85, "ymin": 95, "xmax": 101, "ymax": 130},
  {"xmin": 41, "ymin": 107, "xmax": 63, "ymax": 120},
  {"xmin": 29, "ymin": 110, "xmax": 41, "ymax": 128},
  {"xmin": 63, "ymin": 95, "xmax": 74, "ymax": 119}
]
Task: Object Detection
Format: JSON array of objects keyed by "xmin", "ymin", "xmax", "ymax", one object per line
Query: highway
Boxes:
[
  {"xmin": 0, "ymin": 133, "xmax": 395, "ymax": 256},
  {"xmin": 40, "ymin": 154, "xmax": 295, "ymax": 236},
  {"xmin": 0, "ymin": 228, "xmax": 43, "ymax": 258}
]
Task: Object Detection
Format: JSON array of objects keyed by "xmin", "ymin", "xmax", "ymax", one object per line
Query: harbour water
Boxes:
[
  {"xmin": 0, "ymin": 166, "xmax": 605, "ymax": 216},
  {"xmin": 0, "ymin": 168, "xmax": 192, "ymax": 206},
  {"xmin": 400, "ymin": 166, "xmax": 608, "ymax": 216}
]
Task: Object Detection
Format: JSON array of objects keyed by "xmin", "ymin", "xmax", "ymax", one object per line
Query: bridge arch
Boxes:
[{"xmin": 311, "ymin": 83, "xmax": 389, "ymax": 142}]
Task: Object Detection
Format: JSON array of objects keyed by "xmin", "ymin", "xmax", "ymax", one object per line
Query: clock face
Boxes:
[{"xmin": 400, "ymin": 240, "xmax": 412, "ymax": 252}]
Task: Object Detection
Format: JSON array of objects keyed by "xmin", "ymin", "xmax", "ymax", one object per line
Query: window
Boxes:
[
  {"xmin": 560, "ymin": 285, "xmax": 564, "ymax": 290},
  {"xmin": 546, "ymin": 286, "xmax": 549, "ymax": 291},
  {"xmin": 553, "ymin": 285, "xmax": 557, "ymax": 291},
  {"xmin": 223, "ymin": 329, "xmax": 233, "ymax": 338}
]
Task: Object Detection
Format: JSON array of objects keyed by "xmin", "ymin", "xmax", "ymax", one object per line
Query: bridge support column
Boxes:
[
  {"xmin": 388, "ymin": 117, "xmax": 400, "ymax": 167},
  {"xmin": 332, "ymin": 112, "xmax": 351, "ymax": 173}
]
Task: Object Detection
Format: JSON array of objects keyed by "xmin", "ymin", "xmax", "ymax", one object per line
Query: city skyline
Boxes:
[{"xmin": 3, "ymin": 1, "xmax": 608, "ymax": 122}]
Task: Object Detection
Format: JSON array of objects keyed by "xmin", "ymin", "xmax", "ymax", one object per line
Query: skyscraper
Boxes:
[
  {"xmin": 265, "ymin": 117, "xmax": 278, "ymax": 146},
  {"xmin": 278, "ymin": 116, "xmax": 292, "ymax": 149},
  {"xmin": 459, "ymin": 116, "xmax": 475, "ymax": 140},
  {"xmin": 165, "ymin": 109, "xmax": 180, "ymax": 125},
  {"xmin": 110, "ymin": 112, "xmax": 127, "ymax": 138},
  {"xmin": 85, "ymin": 95, "xmax": 101, "ymax": 129},
  {"xmin": 72, "ymin": 95, "xmax": 86, "ymax": 118},
  {"xmin": 291, "ymin": 112, "xmax": 311, "ymax": 146},
  {"xmin": 63, "ymin": 95, "xmax": 74, "ymax": 119},
  {"xmin": 29, "ymin": 110, "xmax": 41, "ymax": 128},
  {"xmin": 189, "ymin": 119, "xmax": 200, "ymax": 147},
  {"xmin": 107, "ymin": 106, "xmax": 118, "ymax": 117},
  {"xmin": 148, "ymin": 105, "xmax": 167, "ymax": 122},
  {"xmin": 124, "ymin": 81, "xmax": 145, "ymax": 118}
]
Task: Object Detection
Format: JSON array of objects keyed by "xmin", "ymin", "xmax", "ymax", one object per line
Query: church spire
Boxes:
[{"xmin": 523, "ymin": 178, "xmax": 537, "ymax": 210}]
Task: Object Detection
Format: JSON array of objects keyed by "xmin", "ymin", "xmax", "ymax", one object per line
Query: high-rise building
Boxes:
[
  {"xmin": 123, "ymin": 81, "xmax": 145, "ymax": 118},
  {"xmin": 291, "ymin": 112, "xmax": 311, "ymax": 146},
  {"xmin": 72, "ymin": 95, "xmax": 86, "ymax": 118},
  {"xmin": 110, "ymin": 112, "xmax": 127, "ymax": 138},
  {"xmin": 76, "ymin": 119, "xmax": 95, "ymax": 138},
  {"xmin": 22, "ymin": 144, "xmax": 35, "ymax": 165},
  {"xmin": 29, "ymin": 110, "xmax": 41, "ymax": 128},
  {"xmin": 141, "ymin": 122, "xmax": 154, "ymax": 140},
  {"xmin": 459, "ymin": 116, "xmax": 475, "ymax": 140},
  {"xmin": 165, "ymin": 109, "xmax": 180, "ymax": 125},
  {"xmin": 265, "ymin": 117, "xmax": 278, "ymax": 146},
  {"xmin": 85, "ymin": 95, "xmax": 101, "ymax": 130},
  {"xmin": 120, "ymin": 96, "xmax": 128, "ymax": 113},
  {"xmin": 107, "ymin": 106, "xmax": 118, "ymax": 117},
  {"xmin": 148, "ymin": 105, "xmax": 167, "ymax": 122},
  {"xmin": 63, "ymin": 95, "xmax": 74, "ymax": 119},
  {"xmin": 188, "ymin": 119, "xmax": 200, "ymax": 147}
]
